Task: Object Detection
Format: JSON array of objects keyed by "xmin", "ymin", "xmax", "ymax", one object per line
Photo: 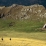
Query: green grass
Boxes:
[
  {"xmin": 0, "ymin": 19, "xmax": 45, "ymax": 32},
  {"xmin": 0, "ymin": 19, "xmax": 46, "ymax": 41},
  {"xmin": 0, "ymin": 31, "xmax": 46, "ymax": 41}
]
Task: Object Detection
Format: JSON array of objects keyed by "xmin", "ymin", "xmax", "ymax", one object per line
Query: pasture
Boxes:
[
  {"xmin": 0, "ymin": 37, "xmax": 46, "ymax": 46},
  {"xmin": 0, "ymin": 19, "xmax": 46, "ymax": 46}
]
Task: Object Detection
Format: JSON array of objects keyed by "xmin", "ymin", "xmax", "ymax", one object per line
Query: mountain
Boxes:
[
  {"xmin": 0, "ymin": 4, "xmax": 46, "ymax": 32},
  {"xmin": 0, "ymin": 4, "xmax": 46, "ymax": 20},
  {"xmin": 0, "ymin": 0, "xmax": 46, "ymax": 7}
]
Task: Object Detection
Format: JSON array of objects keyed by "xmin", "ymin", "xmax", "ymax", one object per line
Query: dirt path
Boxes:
[{"xmin": 0, "ymin": 38, "xmax": 46, "ymax": 46}]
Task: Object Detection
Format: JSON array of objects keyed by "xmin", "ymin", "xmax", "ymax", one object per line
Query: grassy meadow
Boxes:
[
  {"xmin": 0, "ymin": 19, "xmax": 45, "ymax": 32},
  {"xmin": 0, "ymin": 38, "xmax": 46, "ymax": 46},
  {"xmin": 0, "ymin": 19, "xmax": 46, "ymax": 46}
]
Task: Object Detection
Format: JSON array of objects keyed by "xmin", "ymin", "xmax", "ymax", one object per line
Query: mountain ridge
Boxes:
[{"xmin": 0, "ymin": 4, "xmax": 46, "ymax": 20}]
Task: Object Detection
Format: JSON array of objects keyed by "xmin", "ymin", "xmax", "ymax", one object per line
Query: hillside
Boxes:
[
  {"xmin": 0, "ymin": 4, "xmax": 46, "ymax": 20},
  {"xmin": 0, "ymin": 4, "xmax": 46, "ymax": 45},
  {"xmin": 0, "ymin": 4, "xmax": 46, "ymax": 32}
]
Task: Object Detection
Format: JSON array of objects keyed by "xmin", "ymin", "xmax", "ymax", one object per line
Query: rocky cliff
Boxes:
[{"xmin": 0, "ymin": 4, "xmax": 46, "ymax": 20}]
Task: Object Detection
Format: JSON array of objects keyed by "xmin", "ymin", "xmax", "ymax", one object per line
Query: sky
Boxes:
[{"xmin": 0, "ymin": 0, "xmax": 46, "ymax": 7}]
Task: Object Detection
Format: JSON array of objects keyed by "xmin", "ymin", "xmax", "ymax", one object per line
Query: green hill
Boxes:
[{"xmin": 0, "ymin": 4, "xmax": 46, "ymax": 32}]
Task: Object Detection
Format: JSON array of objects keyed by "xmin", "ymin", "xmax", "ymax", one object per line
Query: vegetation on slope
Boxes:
[
  {"xmin": 0, "ymin": 19, "xmax": 46, "ymax": 32},
  {"xmin": 0, "ymin": 4, "xmax": 46, "ymax": 42}
]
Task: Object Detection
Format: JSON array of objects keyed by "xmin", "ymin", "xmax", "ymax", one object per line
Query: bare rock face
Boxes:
[
  {"xmin": 43, "ymin": 24, "xmax": 46, "ymax": 29},
  {"xmin": 0, "ymin": 4, "xmax": 46, "ymax": 20},
  {"xmin": 0, "ymin": 6, "xmax": 5, "ymax": 10}
]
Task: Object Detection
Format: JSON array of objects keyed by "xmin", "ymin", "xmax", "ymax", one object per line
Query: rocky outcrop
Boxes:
[{"xmin": 0, "ymin": 4, "xmax": 46, "ymax": 20}]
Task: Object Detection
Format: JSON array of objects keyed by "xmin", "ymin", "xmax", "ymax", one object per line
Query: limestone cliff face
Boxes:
[{"xmin": 0, "ymin": 4, "xmax": 46, "ymax": 20}]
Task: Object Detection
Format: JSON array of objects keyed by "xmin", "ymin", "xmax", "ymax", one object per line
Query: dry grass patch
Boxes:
[{"xmin": 0, "ymin": 38, "xmax": 46, "ymax": 46}]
